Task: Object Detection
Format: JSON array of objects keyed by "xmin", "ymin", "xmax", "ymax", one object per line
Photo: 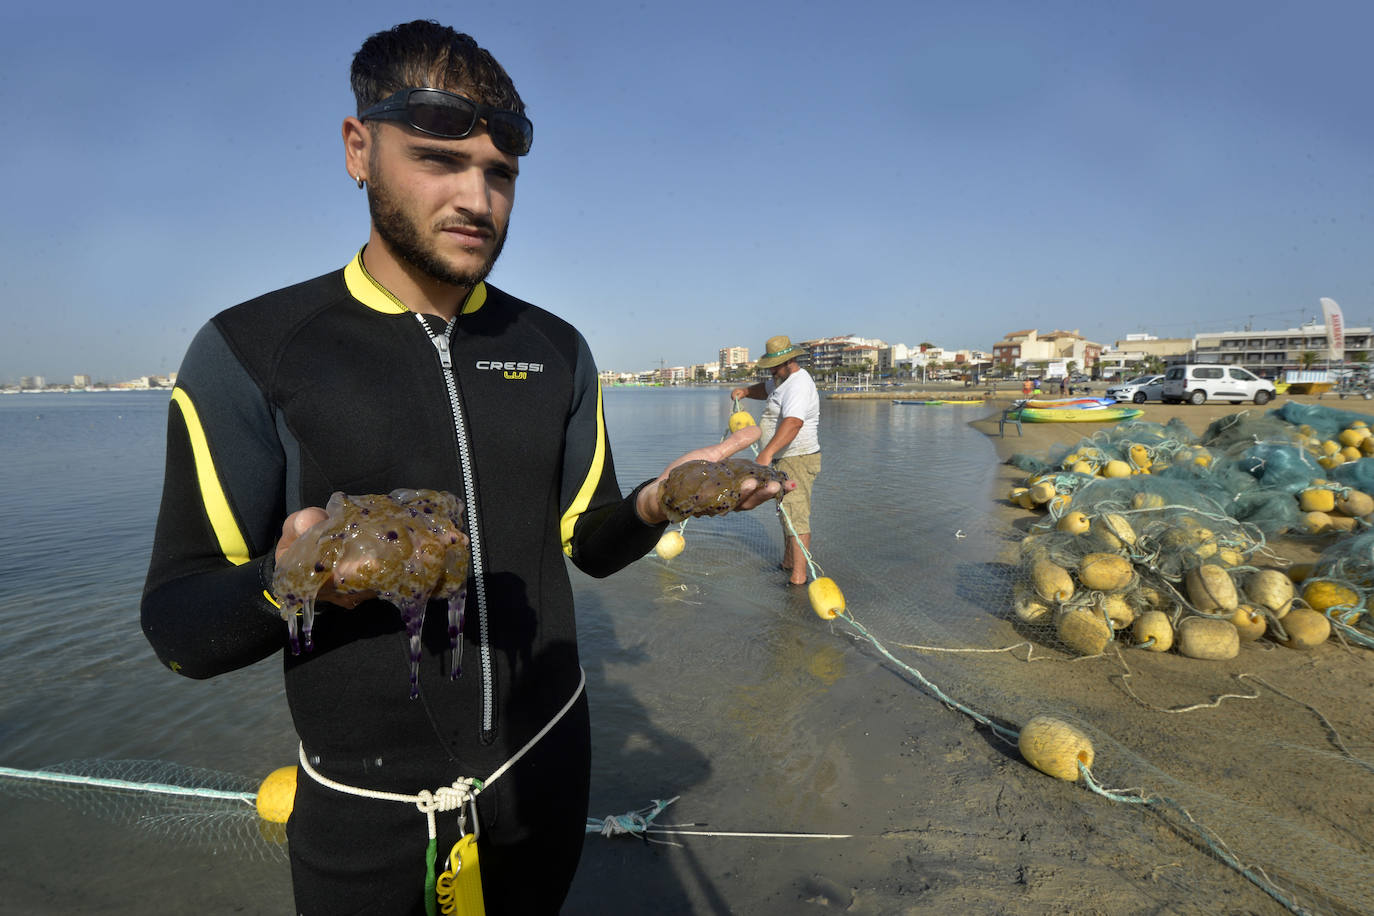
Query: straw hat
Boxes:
[{"xmin": 756, "ymin": 335, "xmax": 803, "ymax": 369}]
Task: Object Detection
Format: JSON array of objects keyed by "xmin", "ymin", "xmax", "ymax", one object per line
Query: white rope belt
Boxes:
[{"xmin": 298, "ymin": 666, "xmax": 587, "ymax": 843}]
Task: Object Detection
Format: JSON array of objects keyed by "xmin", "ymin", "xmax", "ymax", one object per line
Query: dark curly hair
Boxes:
[{"xmin": 350, "ymin": 20, "xmax": 525, "ymax": 115}]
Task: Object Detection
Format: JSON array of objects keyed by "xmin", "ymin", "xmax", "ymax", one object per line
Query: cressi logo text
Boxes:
[{"xmin": 476, "ymin": 360, "xmax": 544, "ymax": 381}]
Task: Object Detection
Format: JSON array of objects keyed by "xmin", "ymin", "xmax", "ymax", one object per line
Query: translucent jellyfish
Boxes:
[
  {"xmin": 272, "ymin": 488, "xmax": 471, "ymax": 697},
  {"xmin": 658, "ymin": 458, "xmax": 790, "ymax": 523}
]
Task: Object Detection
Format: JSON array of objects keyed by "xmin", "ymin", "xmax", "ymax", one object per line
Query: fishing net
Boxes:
[
  {"xmin": 987, "ymin": 403, "xmax": 1374, "ymax": 914},
  {"xmin": 0, "ymin": 759, "xmax": 287, "ymax": 860}
]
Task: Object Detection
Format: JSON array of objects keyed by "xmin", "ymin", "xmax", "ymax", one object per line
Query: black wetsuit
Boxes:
[{"xmin": 142, "ymin": 251, "xmax": 664, "ymax": 914}]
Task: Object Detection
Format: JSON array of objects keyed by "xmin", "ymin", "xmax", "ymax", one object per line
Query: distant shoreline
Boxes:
[{"xmin": 0, "ymin": 387, "xmax": 171, "ymax": 395}]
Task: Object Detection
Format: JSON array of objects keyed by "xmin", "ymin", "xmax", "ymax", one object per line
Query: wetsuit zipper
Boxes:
[{"xmin": 417, "ymin": 313, "xmax": 495, "ymax": 738}]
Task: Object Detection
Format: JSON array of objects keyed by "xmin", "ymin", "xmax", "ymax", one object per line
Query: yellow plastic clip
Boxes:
[{"xmin": 435, "ymin": 833, "xmax": 485, "ymax": 916}]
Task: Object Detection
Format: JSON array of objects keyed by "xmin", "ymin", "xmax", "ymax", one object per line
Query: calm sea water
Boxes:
[{"xmin": 0, "ymin": 387, "xmax": 1005, "ymax": 913}]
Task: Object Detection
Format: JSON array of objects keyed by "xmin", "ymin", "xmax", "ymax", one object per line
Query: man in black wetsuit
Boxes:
[{"xmin": 141, "ymin": 20, "xmax": 785, "ymax": 915}]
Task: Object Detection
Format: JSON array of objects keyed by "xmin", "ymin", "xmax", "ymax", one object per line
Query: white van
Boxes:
[{"xmin": 1161, "ymin": 364, "xmax": 1277, "ymax": 405}]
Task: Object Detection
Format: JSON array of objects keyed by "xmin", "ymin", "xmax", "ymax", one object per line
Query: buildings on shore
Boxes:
[
  {"xmin": 601, "ymin": 336, "xmax": 989, "ymax": 386},
  {"xmin": 600, "ymin": 311, "xmax": 1367, "ymax": 387},
  {"xmin": 3, "ymin": 372, "xmax": 176, "ymax": 393}
]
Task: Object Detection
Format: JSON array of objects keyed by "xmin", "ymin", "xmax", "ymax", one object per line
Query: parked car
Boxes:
[
  {"xmin": 1161, "ymin": 365, "xmax": 1277, "ymax": 405},
  {"xmin": 1106, "ymin": 374, "xmax": 1165, "ymax": 404}
]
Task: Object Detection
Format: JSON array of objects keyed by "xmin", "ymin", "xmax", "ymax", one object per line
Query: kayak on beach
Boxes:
[
  {"xmin": 1011, "ymin": 405, "xmax": 1144, "ymax": 423},
  {"xmin": 1020, "ymin": 397, "xmax": 1118, "ymax": 409}
]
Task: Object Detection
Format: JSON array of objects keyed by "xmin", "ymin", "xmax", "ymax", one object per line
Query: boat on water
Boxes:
[
  {"xmin": 1011, "ymin": 405, "xmax": 1144, "ymax": 423},
  {"xmin": 892, "ymin": 398, "xmax": 985, "ymax": 406}
]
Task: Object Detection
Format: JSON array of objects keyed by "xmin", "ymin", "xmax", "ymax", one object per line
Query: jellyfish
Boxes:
[
  {"xmin": 271, "ymin": 489, "xmax": 471, "ymax": 697},
  {"xmin": 658, "ymin": 458, "xmax": 790, "ymax": 523}
]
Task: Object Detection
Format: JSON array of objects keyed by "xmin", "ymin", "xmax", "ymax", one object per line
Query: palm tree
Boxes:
[{"xmin": 1299, "ymin": 351, "xmax": 1320, "ymax": 370}]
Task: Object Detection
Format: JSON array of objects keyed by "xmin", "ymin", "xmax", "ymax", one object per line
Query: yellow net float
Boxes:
[
  {"xmin": 1186, "ymin": 564, "xmax": 1238, "ymax": 612},
  {"xmin": 808, "ymin": 577, "xmax": 846, "ymax": 620},
  {"xmin": 1030, "ymin": 559, "xmax": 1074, "ymax": 603},
  {"xmin": 1245, "ymin": 568, "xmax": 1293, "ymax": 617},
  {"xmin": 1279, "ymin": 608, "xmax": 1331, "ymax": 649},
  {"xmin": 1131, "ymin": 492, "xmax": 1165, "ymax": 510},
  {"xmin": 1055, "ymin": 606, "xmax": 1111, "ymax": 656},
  {"xmin": 1336, "ymin": 489, "xmax": 1374, "ymax": 517},
  {"xmin": 1177, "ymin": 616, "xmax": 1240, "ymax": 660},
  {"xmin": 256, "ymin": 765, "xmax": 297, "ymax": 824},
  {"xmin": 1301, "ymin": 580, "xmax": 1359, "ymax": 613},
  {"xmin": 1018, "ymin": 715, "xmax": 1094, "ymax": 782},
  {"xmin": 1229, "ymin": 605, "xmax": 1267, "ymax": 641},
  {"xmin": 1101, "ymin": 459, "xmax": 1131, "ymax": 478},
  {"xmin": 1338, "ymin": 427, "xmax": 1370, "ymax": 447},
  {"xmin": 1055, "ymin": 511, "xmax": 1090, "ymax": 535},
  {"xmin": 1077, "ymin": 553, "xmax": 1132, "ymax": 592},
  {"xmin": 1132, "ymin": 610, "xmax": 1173, "ymax": 651},
  {"xmin": 1299, "ymin": 488, "xmax": 1336, "ymax": 513},
  {"xmin": 728, "ymin": 411, "xmax": 756, "ymax": 433},
  {"xmin": 654, "ymin": 529, "xmax": 686, "ymax": 560}
]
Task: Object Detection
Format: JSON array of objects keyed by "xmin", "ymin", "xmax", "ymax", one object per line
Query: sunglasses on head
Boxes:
[{"xmin": 359, "ymin": 87, "xmax": 533, "ymax": 157}]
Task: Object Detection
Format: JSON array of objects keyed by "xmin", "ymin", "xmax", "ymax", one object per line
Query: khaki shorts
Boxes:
[{"xmin": 776, "ymin": 451, "xmax": 821, "ymax": 537}]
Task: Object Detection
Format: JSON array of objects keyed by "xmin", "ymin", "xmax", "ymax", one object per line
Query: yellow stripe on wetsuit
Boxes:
[
  {"xmin": 559, "ymin": 383, "xmax": 608, "ymax": 556},
  {"xmin": 170, "ymin": 387, "xmax": 251, "ymax": 566}
]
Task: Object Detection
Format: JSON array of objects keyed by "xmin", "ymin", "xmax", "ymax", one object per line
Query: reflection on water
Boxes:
[{"xmin": 0, "ymin": 388, "xmax": 1007, "ymax": 912}]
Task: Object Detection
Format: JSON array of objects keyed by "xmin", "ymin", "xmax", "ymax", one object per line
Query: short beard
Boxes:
[{"xmin": 366, "ymin": 173, "xmax": 507, "ymax": 290}]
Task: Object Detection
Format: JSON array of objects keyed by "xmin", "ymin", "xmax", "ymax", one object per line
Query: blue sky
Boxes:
[{"xmin": 3, "ymin": 0, "xmax": 1371, "ymax": 382}]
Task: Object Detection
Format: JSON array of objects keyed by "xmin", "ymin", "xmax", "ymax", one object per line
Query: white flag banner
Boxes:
[{"xmin": 1321, "ymin": 297, "xmax": 1345, "ymax": 361}]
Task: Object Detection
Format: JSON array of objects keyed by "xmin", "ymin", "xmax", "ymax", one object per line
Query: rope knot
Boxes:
[
  {"xmin": 414, "ymin": 777, "xmax": 479, "ymax": 815},
  {"xmin": 596, "ymin": 811, "xmax": 650, "ymax": 837}
]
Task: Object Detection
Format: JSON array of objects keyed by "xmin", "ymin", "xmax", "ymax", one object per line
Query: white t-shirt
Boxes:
[{"xmin": 760, "ymin": 367, "xmax": 821, "ymax": 457}]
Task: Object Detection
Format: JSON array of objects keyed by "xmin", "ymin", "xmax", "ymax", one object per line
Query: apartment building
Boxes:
[
  {"xmin": 991, "ymin": 329, "xmax": 1103, "ymax": 372},
  {"xmin": 802, "ymin": 335, "xmax": 886, "ymax": 371},
  {"xmin": 1192, "ymin": 324, "xmax": 1371, "ymax": 376},
  {"xmin": 718, "ymin": 346, "xmax": 749, "ymax": 370}
]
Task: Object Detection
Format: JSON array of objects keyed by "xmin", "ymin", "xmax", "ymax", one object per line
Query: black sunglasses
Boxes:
[{"xmin": 360, "ymin": 88, "xmax": 533, "ymax": 157}]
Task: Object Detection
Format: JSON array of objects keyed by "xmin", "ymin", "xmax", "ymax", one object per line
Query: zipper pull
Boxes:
[{"xmin": 431, "ymin": 334, "xmax": 453, "ymax": 370}]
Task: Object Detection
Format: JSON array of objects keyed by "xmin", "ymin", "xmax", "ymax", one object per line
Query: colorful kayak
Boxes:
[
  {"xmin": 1020, "ymin": 397, "xmax": 1117, "ymax": 409},
  {"xmin": 1012, "ymin": 406, "xmax": 1143, "ymax": 423}
]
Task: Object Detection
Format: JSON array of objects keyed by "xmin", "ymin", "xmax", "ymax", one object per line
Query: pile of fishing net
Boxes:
[{"xmin": 1005, "ymin": 405, "xmax": 1374, "ymax": 660}]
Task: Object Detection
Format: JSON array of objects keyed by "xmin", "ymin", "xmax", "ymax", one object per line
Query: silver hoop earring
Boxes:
[{"xmin": 355, "ymin": 175, "xmax": 365, "ymax": 189}]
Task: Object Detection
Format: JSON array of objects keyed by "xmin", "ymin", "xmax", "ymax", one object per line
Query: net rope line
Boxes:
[
  {"xmin": 0, "ymin": 764, "xmax": 257, "ymax": 806},
  {"xmin": 585, "ymin": 796, "xmax": 853, "ymax": 844},
  {"xmin": 1079, "ymin": 764, "xmax": 1314, "ymax": 916}
]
